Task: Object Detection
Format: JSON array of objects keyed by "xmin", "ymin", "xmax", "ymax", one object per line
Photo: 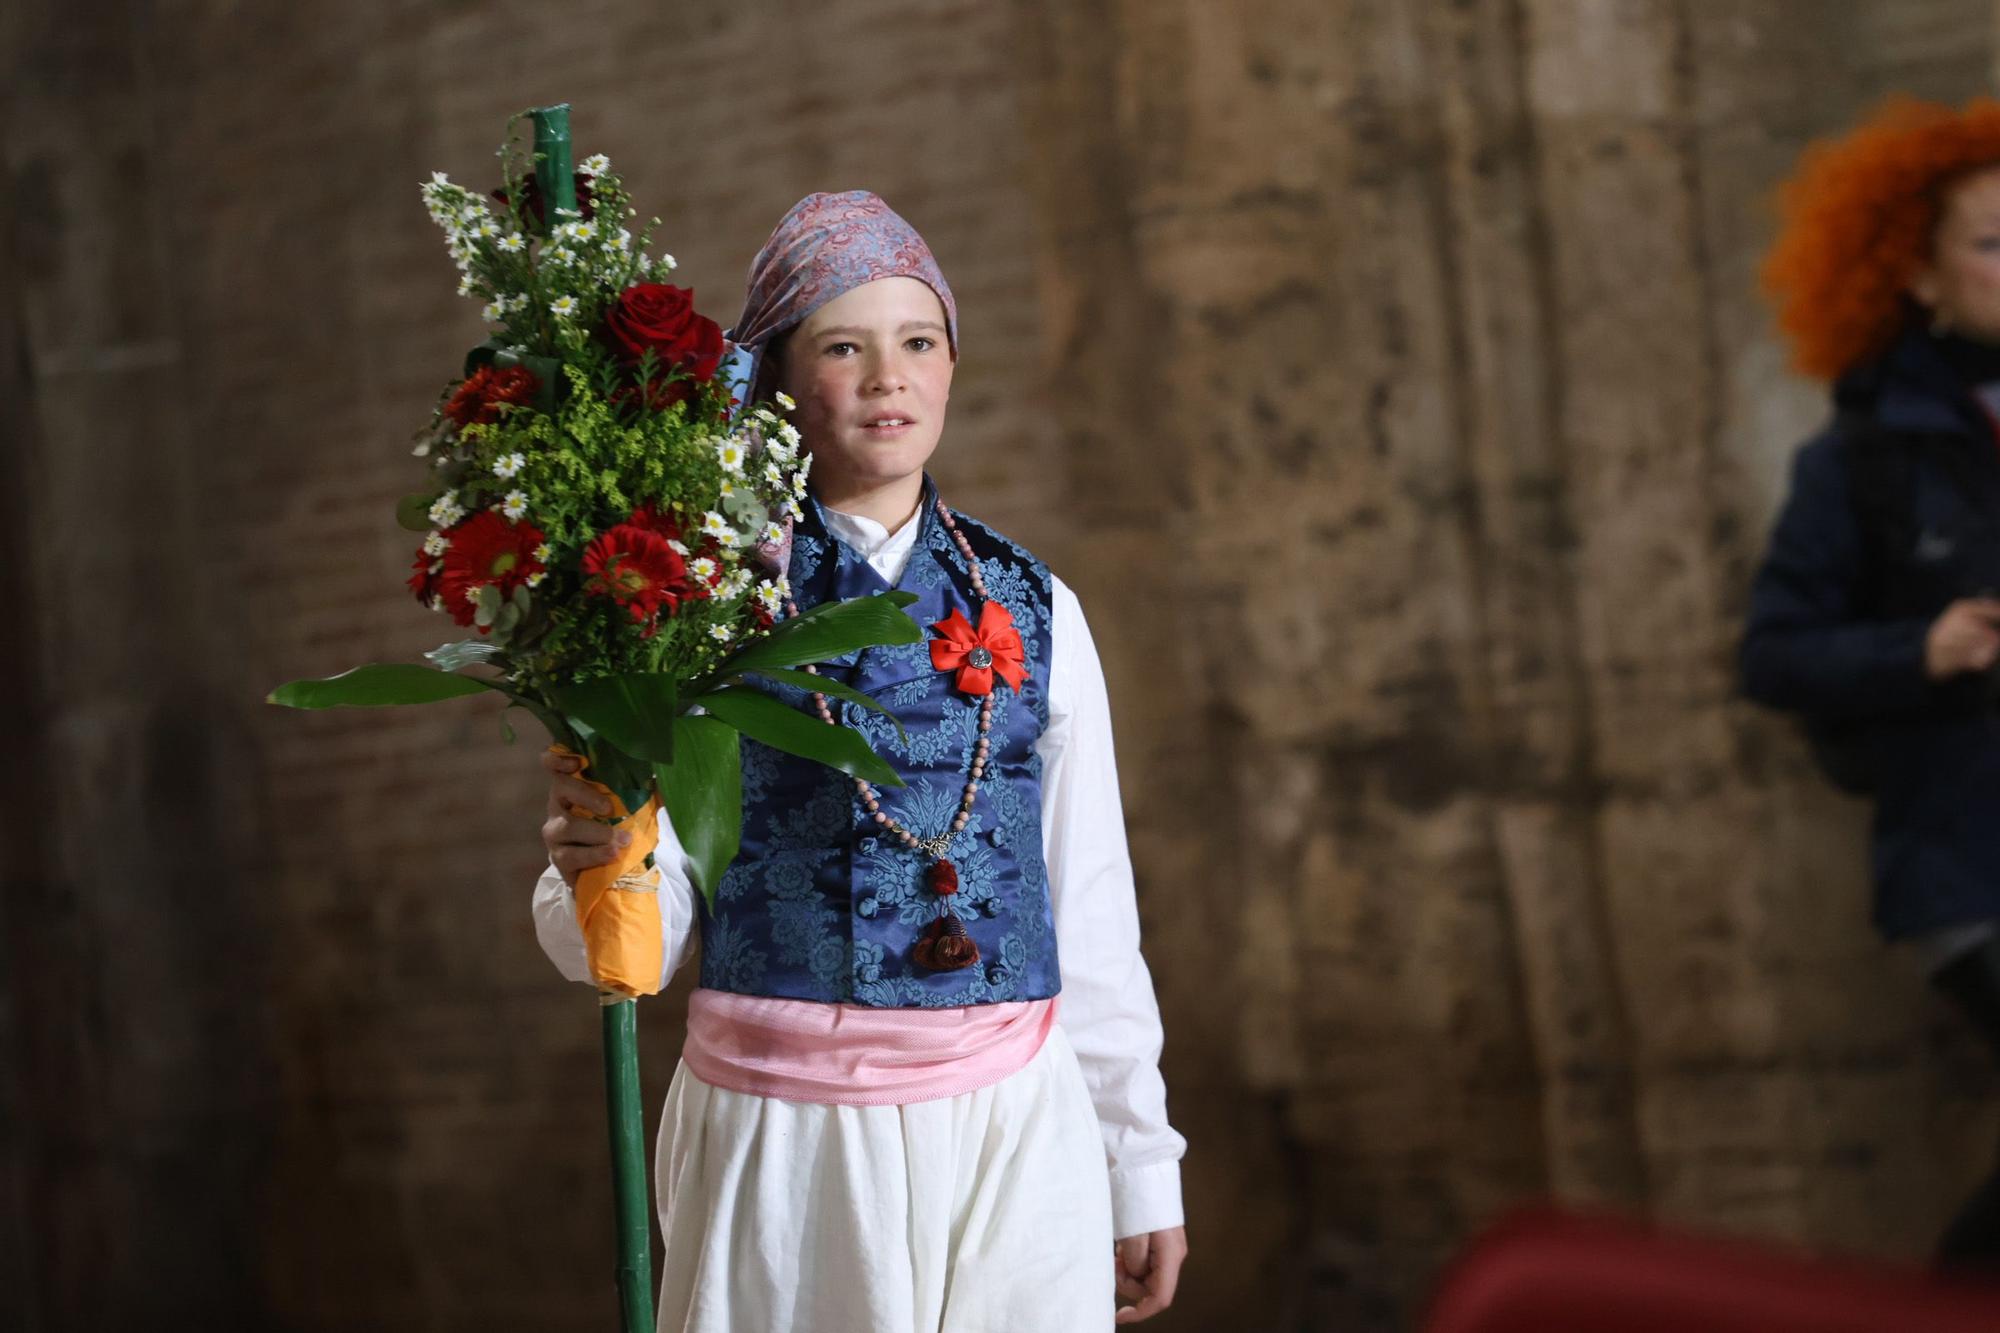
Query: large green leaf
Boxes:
[
  {"xmin": 654, "ymin": 715, "xmax": 743, "ymax": 910},
  {"xmin": 268, "ymin": 663, "xmax": 500, "ymax": 708},
  {"xmin": 551, "ymin": 674, "xmax": 679, "ymax": 764},
  {"xmin": 711, "ymin": 592, "xmax": 922, "ymax": 680},
  {"xmin": 740, "ymin": 667, "xmax": 906, "ymax": 740},
  {"xmin": 695, "ymin": 686, "xmax": 905, "ymax": 788}
]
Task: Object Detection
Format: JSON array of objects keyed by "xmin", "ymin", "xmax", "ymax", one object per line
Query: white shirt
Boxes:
[{"xmin": 533, "ymin": 501, "xmax": 1186, "ymax": 1237}]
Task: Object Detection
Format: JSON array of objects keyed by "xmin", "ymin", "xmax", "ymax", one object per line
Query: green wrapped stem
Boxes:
[
  {"xmin": 601, "ymin": 998, "xmax": 656, "ymax": 1333},
  {"xmin": 532, "ymin": 104, "xmax": 577, "ymax": 219}
]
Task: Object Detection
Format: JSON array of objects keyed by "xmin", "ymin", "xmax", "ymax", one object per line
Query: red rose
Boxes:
[
  {"xmin": 603, "ymin": 284, "xmax": 725, "ymax": 408},
  {"xmin": 432, "ymin": 512, "xmax": 546, "ymax": 630},
  {"xmin": 443, "ymin": 365, "xmax": 540, "ymax": 428},
  {"xmin": 581, "ymin": 522, "xmax": 694, "ymax": 626}
]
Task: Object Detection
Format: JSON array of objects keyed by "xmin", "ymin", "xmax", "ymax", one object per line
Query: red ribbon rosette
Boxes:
[{"xmin": 929, "ymin": 604, "xmax": 1026, "ymax": 696}]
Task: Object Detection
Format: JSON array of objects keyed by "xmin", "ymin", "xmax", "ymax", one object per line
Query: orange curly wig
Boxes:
[{"xmin": 1763, "ymin": 96, "xmax": 2000, "ymax": 380}]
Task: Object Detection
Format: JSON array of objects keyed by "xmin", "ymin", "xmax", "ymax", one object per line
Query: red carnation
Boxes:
[
  {"xmin": 627, "ymin": 502, "xmax": 684, "ymax": 543},
  {"xmin": 432, "ymin": 512, "xmax": 546, "ymax": 631},
  {"xmin": 581, "ymin": 522, "xmax": 695, "ymax": 626},
  {"xmin": 443, "ymin": 365, "xmax": 540, "ymax": 428},
  {"xmin": 408, "ymin": 549, "xmax": 442, "ymax": 607},
  {"xmin": 603, "ymin": 284, "xmax": 725, "ymax": 411}
]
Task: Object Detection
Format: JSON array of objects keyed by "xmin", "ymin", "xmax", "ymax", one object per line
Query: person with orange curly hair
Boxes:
[{"xmin": 1743, "ymin": 97, "xmax": 2000, "ymax": 1271}]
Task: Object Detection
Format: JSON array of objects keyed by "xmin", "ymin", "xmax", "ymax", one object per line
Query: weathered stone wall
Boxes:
[{"xmin": 5, "ymin": 1, "xmax": 1998, "ymax": 1329}]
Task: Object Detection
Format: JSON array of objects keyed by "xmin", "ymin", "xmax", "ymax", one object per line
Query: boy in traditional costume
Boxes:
[{"xmin": 533, "ymin": 191, "xmax": 1188, "ymax": 1328}]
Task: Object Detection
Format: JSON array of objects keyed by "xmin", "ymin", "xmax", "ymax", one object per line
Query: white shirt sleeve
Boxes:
[
  {"xmin": 531, "ymin": 802, "xmax": 702, "ymax": 993},
  {"xmin": 1041, "ymin": 575, "xmax": 1187, "ymax": 1239}
]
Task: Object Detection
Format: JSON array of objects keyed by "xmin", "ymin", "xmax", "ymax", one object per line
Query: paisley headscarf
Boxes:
[{"xmin": 726, "ymin": 190, "xmax": 958, "ymax": 400}]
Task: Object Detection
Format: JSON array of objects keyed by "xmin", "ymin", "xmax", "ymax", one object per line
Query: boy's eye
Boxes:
[
  {"xmin": 824, "ymin": 342, "xmax": 858, "ymax": 356},
  {"xmin": 907, "ymin": 336, "xmax": 936, "ymax": 352}
]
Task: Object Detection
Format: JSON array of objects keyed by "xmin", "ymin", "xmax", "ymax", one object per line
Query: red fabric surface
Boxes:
[{"xmin": 1423, "ymin": 1208, "xmax": 2000, "ymax": 1333}]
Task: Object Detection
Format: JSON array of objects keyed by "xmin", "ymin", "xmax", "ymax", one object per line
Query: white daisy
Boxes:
[
  {"xmin": 482, "ymin": 301, "xmax": 504, "ymax": 323},
  {"xmin": 497, "ymin": 232, "xmax": 525, "ymax": 253},
  {"xmin": 716, "ymin": 439, "xmax": 747, "ymax": 473},
  {"xmin": 423, "ymin": 531, "xmax": 449, "ymax": 557},
  {"xmin": 472, "ymin": 218, "xmax": 500, "ymax": 239},
  {"xmin": 549, "ymin": 246, "xmax": 577, "ymax": 265},
  {"xmin": 775, "ymin": 422, "xmax": 801, "ymax": 447},
  {"xmin": 719, "ymin": 479, "xmax": 737, "ymax": 499},
  {"xmin": 784, "ymin": 496, "xmax": 804, "ymax": 521},
  {"xmin": 762, "ymin": 462, "xmax": 785, "ymax": 487},
  {"xmin": 493, "ymin": 452, "xmax": 526, "ymax": 480},
  {"xmin": 427, "ymin": 171, "xmax": 450, "ymax": 189},
  {"xmin": 722, "ymin": 568, "xmax": 753, "ymax": 597},
  {"xmin": 668, "ymin": 538, "xmax": 689, "ymax": 556},
  {"xmin": 533, "ymin": 542, "xmax": 552, "ymax": 563},
  {"xmin": 460, "ymin": 204, "xmax": 485, "ymax": 222},
  {"xmin": 759, "ymin": 521, "xmax": 785, "ymax": 545},
  {"xmin": 701, "ymin": 511, "xmax": 737, "ymax": 543},
  {"xmin": 506, "ymin": 293, "xmax": 530, "ymax": 312},
  {"xmin": 708, "ymin": 624, "xmax": 733, "ymax": 643},
  {"xmin": 775, "ymin": 390, "xmax": 797, "ymax": 411},
  {"xmin": 549, "ymin": 294, "xmax": 579, "ymax": 318},
  {"xmin": 457, "ymin": 276, "xmax": 476, "ymax": 297},
  {"xmin": 526, "ymin": 571, "xmax": 546, "ymax": 588},
  {"xmin": 691, "ymin": 557, "xmax": 719, "ymax": 582},
  {"xmin": 571, "ymin": 220, "xmax": 597, "ymax": 243},
  {"xmin": 755, "ymin": 583, "xmax": 784, "ymax": 613},
  {"xmin": 428, "ymin": 494, "xmax": 466, "ymax": 527},
  {"xmin": 501, "ymin": 489, "xmax": 529, "ymax": 520},
  {"xmin": 581, "ymin": 153, "xmax": 611, "ymax": 177},
  {"xmin": 775, "ymin": 575, "xmax": 791, "ymax": 597},
  {"xmin": 613, "ymin": 227, "xmax": 631, "ymax": 252},
  {"xmin": 659, "ymin": 253, "xmax": 678, "ymax": 271},
  {"xmin": 752, "ymin": 408, "xmax": 778, "ymax": 425}
]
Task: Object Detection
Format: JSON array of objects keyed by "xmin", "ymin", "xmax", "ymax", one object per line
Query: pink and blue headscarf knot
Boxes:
[{"xmin": 726, "ymin": 190, "xmax": 958, "ymax": 393}]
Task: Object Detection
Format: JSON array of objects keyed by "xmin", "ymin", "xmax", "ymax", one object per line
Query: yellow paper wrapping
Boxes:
[{"xmin": 552, "ymin": 744, "xmax": 665, "ymax": 999}]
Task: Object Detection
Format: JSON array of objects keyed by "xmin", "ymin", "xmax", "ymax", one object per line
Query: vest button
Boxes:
[
  {"xmin": 859, "ymin": 836, "xmax": 880, "ymax": 855},
  {"xmin": 977, "ymin": 898, "xmax": 1000, "ymax": 918},
  {"xmin": 985, "ymin": 962, "xmax": 1008, "ymax": 985},
  {"xmin": 856, "ymin": 895, "xmax": 879, "ymax": 919}
]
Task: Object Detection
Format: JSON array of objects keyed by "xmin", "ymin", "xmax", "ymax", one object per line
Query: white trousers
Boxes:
[{"xmin": 653, "ymin": 1023, "xmax": 1116, "ymax": 1332}]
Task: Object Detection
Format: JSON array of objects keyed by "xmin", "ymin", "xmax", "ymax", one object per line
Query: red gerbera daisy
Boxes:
[
  {"xmin": 434, "ymin": 511, "xmax": 546, "ymax": 630},
  {"xmin": 581, "ymin": 522, "xmax": 694, "ymax": 626},
  {"xmin": 443, "ymin": 364, "xmax": 540, "ymax": 429}
]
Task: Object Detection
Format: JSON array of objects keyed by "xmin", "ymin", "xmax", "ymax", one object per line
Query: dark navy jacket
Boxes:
[{"xmin": 1741, "ymin": 325, "xmax": 2000, "ymax": 939}]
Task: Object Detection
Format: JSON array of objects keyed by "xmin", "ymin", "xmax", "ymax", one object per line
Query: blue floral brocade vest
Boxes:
[{"xmin": 696, "ymin": 482, "xmax": 1062, "ymax": 1007}]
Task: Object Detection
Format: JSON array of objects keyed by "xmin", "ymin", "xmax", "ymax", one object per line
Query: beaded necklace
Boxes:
[{"xmin": 786, "ymin": 496, "xmax": 996, "ymax": 972}]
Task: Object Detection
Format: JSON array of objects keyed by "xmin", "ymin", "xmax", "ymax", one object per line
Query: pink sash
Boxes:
[{"xmin": 681, "ymin": 988, "xmax": 1058, "ymax": 1106}]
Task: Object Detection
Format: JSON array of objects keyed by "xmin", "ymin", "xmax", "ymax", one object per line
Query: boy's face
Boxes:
[{"xmin": 779, "ymin": 276, "xmax": 954, "ymax": 503}]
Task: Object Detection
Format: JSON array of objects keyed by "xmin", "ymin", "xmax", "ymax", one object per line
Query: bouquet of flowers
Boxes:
[
  {"xmin": 271, "ymin": 105, "xmax": 916, "ymax": 1331},
  {"xmin": 270, "ymin": 105, "xmax": 918, "ymax": 981}
]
